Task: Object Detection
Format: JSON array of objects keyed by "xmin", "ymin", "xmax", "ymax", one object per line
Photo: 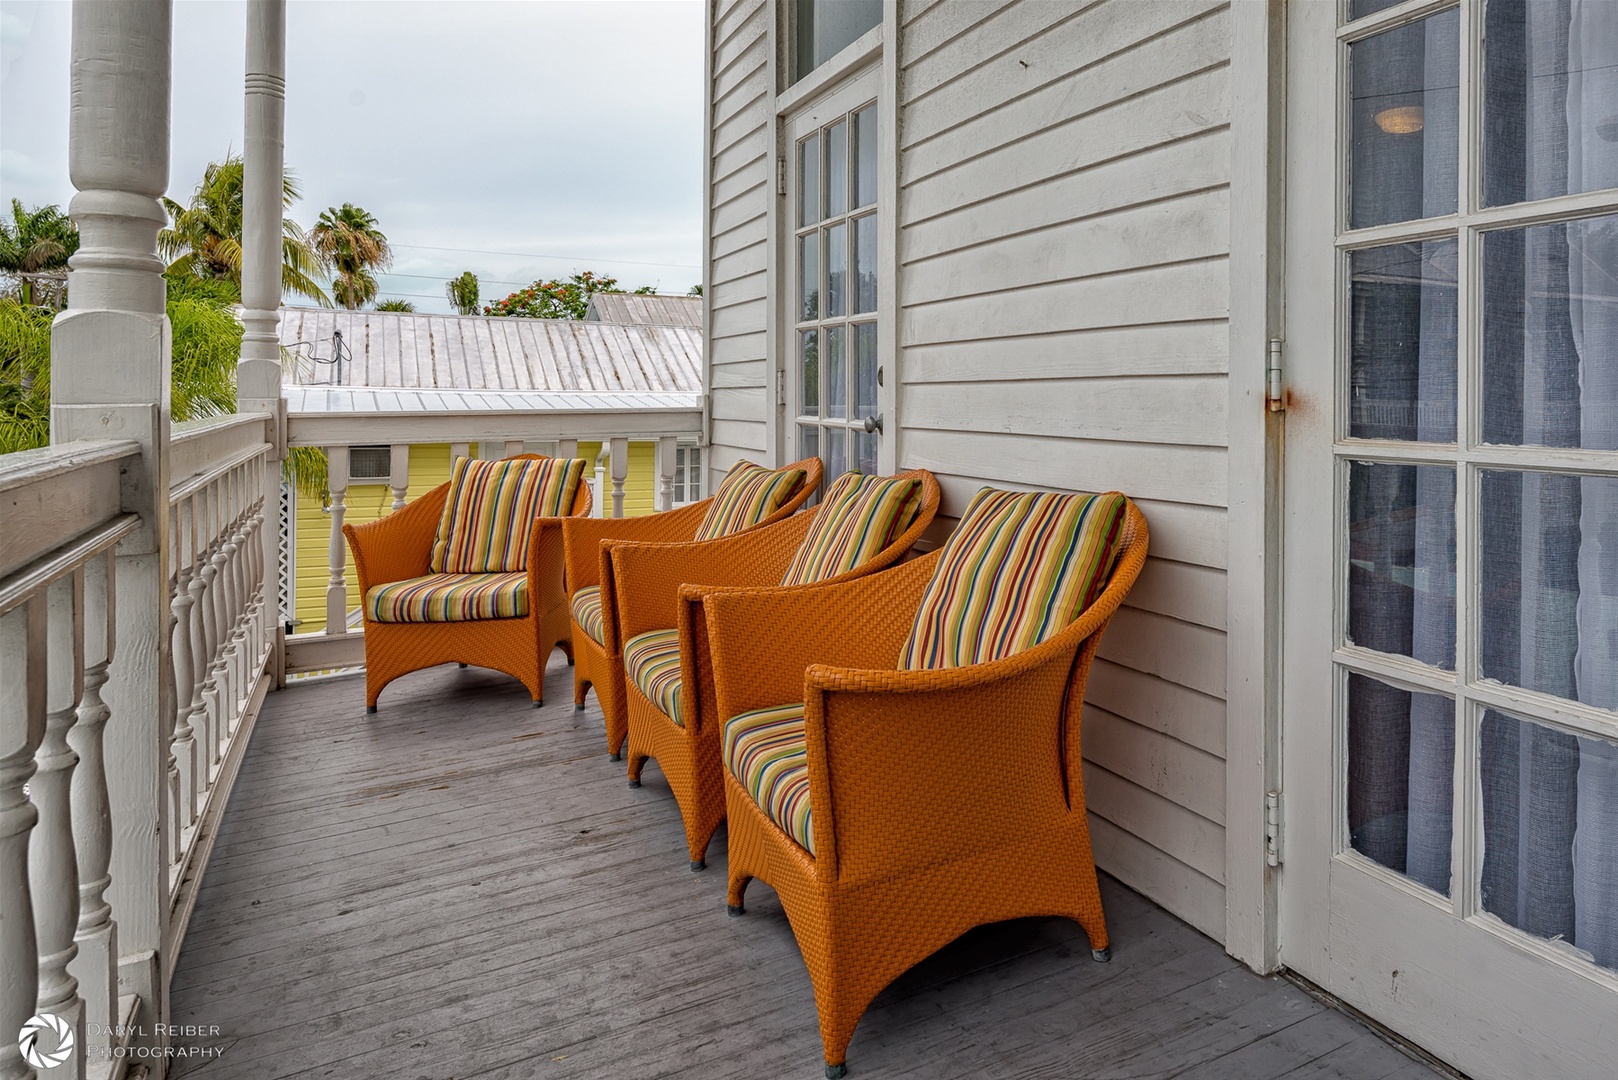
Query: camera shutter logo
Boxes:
[{"xmin": 19, "ymin": 1012, "xmax": 74, "ymax": 1070}]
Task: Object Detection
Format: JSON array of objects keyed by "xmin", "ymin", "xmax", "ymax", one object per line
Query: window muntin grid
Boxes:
[
  {"xmin": 1331, "ymin": 0, "xmax": 1618, "ymax": 973},
  {"xmin": 794, "ymin": 101, "xmax": 879, "ymax": 478}
]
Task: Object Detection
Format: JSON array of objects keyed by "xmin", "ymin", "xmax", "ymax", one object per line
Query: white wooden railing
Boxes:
[
  {"xmin": 3, "ymin": 440, "xmax": 146, "ymax": 1080},
  {"xmin": 0, "ymin": 415, "xmax": 276, "ymax": 1080},
  {"xmin": 164, "ymin": 417, "xmax": 278, "ymax": 950},
  {"xmin": 281, "ymin": 401, "xmax": 702, "ymax": 677}
]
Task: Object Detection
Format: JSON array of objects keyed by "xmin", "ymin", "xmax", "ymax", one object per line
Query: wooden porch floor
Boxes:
[{"xmin": 169, "ymin": 654, "xmax": 1444, "ymax": 1080}]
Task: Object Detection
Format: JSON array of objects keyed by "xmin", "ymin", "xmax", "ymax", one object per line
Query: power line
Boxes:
[{"xmin": 391, "ymin": 242, "xmax": 699, "ymax": 270}]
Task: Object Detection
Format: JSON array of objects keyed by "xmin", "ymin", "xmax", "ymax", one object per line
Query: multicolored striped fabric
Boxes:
[
  {"xmin": 780, "ymin": 472, "xmax": 923, "ymax": 586},
  {"xmin": 898, "ymin": 488, "xmax": 1127, "ymax": 670},
  {"xmin": 365, "ymin": 572, "xmax": 529, "ymax": 624},
  {"xmin": 430, "ymin": 455, "xmax": 586, "ymax": 574},
  {"xmin": 624, "ymin": 628, "xmax": 685, "ymax": 726},
  {"xmin": 570, "ymin": 585, "xmax": 605, "ymax": 645},
  {"xmin": 723, "ymin": 703, "xmax": 813, "ymax": 853},
  {"xmin": 692, "ymin": 461, "xmax": 808, "ymax": 541}
]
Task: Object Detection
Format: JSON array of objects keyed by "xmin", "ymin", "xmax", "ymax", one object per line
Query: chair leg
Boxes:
[{"xmin": 626, "ymin": 753, "xmax": 646, "ymax": 788}]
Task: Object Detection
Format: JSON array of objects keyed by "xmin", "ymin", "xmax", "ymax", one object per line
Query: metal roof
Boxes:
[
  {"xmin": 282, "ymin": 386, "xmax": 701, "ymax": 415},
  {"xmin": 277, "ymin": 307, "xmax": 701, "ymax": 395},
  {"xmin": 583, "ymin": 293, "xmax": 702, "ymax": 328}
]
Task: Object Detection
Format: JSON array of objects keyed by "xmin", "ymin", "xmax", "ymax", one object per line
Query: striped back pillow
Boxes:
[
  {"xmin": 780, "ymin": 472, "xmax": 923, "ymax": 586},
  {"xmin": 693, "ymin": 461, "xmax": 808, "ymax": 541},
  {"xmin": 430, "ymin": 456, "xmax": 587, "ymax": 574},
  {"xmin": 898, "ymin": 488, "xmax": 1127, "ymax": 670}
]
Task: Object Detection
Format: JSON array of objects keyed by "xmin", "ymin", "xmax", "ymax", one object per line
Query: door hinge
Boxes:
[
  {"xmin": 777, "ymin": 156, "xmax": 787, "ymax": 197},
  {"xmin": 1265, "ymin": 790, "xmax": 1283, "ymax": 867},
  {"xmin": 1267, "ymin": 338, "xmax": 1285, "ymax": 412},
  {"xmin": 776, "ymin": 373, "xmax": 786, "ymax": 408}
]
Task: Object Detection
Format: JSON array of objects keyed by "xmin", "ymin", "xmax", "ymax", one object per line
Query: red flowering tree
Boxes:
[{"xmin": 483, "ymin": 270, "xmax": 619, "ymax": 319}]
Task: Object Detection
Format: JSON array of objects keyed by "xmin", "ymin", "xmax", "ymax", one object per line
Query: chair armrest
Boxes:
[
  {"xmin": 343, "ymin": 484, "xmax": 446, "ymax": 597},
  {"xmin": 703, "ymin": 551, "xmax": 939, "ymax": 723},
  {"xmin": 800, "ymin": 628, "xmax": 1089, "ymax": 887},
  {"xmin": 609, "ymin": 510, "xmax": 818, "ymax": 642},
  {"xmin": 562, "ymin": 501, "xmax": 710, "ymax": 595}
]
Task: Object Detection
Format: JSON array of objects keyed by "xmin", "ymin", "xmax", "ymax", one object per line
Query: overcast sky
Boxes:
[{"xmin": 0, "ymin": 0, "xmax": 704, "ymax": 314}]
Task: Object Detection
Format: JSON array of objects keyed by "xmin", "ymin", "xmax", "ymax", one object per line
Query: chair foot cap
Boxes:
[
  {"xmin": 533, "ymin": 700, "xmax": 543, "ymax": 708},
  {"xmin": 609, "ymin": 750, "xmax": 621, "ymax": 761},
  {"xmin": 726, "ymin": 904, "xmax": 745, "ymax": 917},
  {"xmin": 627, "ymin": 779, "xmax": 641, "ymax": 788},
  {"xmin": 458, "ymin": 663, "xmax": 469, "ymax": 668},
  {"xmin": 575, "ymin": 703, "xmax": 586, "ymax": 712},
  {"xmin": 365, "ymin": 706, "xmax": 377, "ymax": 715},
  {"xmin": 690, "ymin": 859, "xmax": 705, "ymax": 872},
  {"xmin": 568, "ymin": 657, "xmax": 575, "ymax": 666},
  {"xmin": 1091, "ymin": 947, "xmax": 1112, "ymax": 963},
  {"xmin": 825, "ymin": 1064, "xmax": 848, "ymax": 1080}
]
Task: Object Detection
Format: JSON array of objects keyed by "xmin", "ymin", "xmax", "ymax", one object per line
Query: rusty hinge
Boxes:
[
  {"xmin": 1267, "ymin": 338, "xmax": 1285, "ymax": 412},
  {"xmin": 777, "ymin": 156, "xmax": 787, "ymax": 197},
  {"xmin": 1265, "ymin": 790, "xmax": 1283, "ymax": 867}
]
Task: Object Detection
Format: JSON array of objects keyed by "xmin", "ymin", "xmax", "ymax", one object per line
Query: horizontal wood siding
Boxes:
[
  {"xmin": 897, "ymin": 0, "xmax": 1234, "ymax": 941},
  {"xmin": 707, "ymin": 0, "xmax": 773, "ymax": 485}
]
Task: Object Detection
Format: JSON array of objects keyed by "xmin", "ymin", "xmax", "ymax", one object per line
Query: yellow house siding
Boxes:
[{"xmin": 291, "ymin": 442, "xmax": 655, "ymax": 632}]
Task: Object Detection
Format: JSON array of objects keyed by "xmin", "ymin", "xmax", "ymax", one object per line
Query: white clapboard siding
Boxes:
[
  {"xmin": 706, "ymin": 0, "xmax": 772, "ymax": 488},
  {"xmin": 897, "ymin": 0, "xmax": 1235, "ymax": 940}
]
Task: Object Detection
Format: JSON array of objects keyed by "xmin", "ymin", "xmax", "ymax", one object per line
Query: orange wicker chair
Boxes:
[
  {"xmin": 562, "ymin": 457, "xmax": 823, "ymax": 759},
  {"xmin": 344, "ymin": 454, "xmax": 591, "ymax": 712},
  {"xmin": 704, "ymin": 500, "xmax": 1148, "ymax": 1078},
  {"xmin": 610, "ymin": 470, "xmax": 942, "ymax": 871}
]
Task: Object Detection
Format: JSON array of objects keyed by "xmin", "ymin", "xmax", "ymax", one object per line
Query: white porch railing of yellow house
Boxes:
[{"xmin": 0, "ymin": 3, "xmax": 701, "ymax": 1078}]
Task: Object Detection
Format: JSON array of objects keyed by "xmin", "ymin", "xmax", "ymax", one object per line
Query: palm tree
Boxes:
[
  {"xmin": 0, "ymin": 200, "xmax": 79, "ymax": 307},
  {"xmin": 445, "ymin": 271, "xmax": 480, "ymax": 315},
  {"xmin": 160, "ymin": 156, "xmax": 330, "ymax": 305},
  {"xmin": 376, "ymin": 298, "xmax": 414, "ymax": 312},
  {"xmin": 311, "ymin": 204, "xmax": 391, "ymax": 311}
]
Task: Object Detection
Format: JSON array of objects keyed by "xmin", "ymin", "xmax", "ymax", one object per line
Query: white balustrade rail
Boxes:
[
  {"xmin": 281, "ymin": 401, "xmax": 700, "ymax": 678},
  {"xmin": 1, "ymin": 440, "xmax": 142, "ymax": 1080},
  {"xmin": 165, "ymin": 417, "xmax": 277, "ymax": 948}
]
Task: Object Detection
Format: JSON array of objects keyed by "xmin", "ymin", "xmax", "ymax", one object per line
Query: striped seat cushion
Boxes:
[
  {"xmin": 723, "ymin": 703, "xmax": 813, "ymax": 853},
  {"xmin": 692, "ymin": 462, "xmax": 808, "ymax": 541},
  {"xmin": 780, "ymin": 472, "xmax": 924, "ymax": 586},
  {"xmin": 571, "ymin": 585, "xmax": 605, "ymax": 644},
  {"xmin": 365, "ymin": 572, "xmax": 528, "ymax": 624},
  {"xmin": 899, "ymin": 488, "xmax": 1128, "ymax": 670},
  {"xmin": 624, "ymin": 628, "xmax": 685, "ymax": 726},
  {"xmin": 430, "ymin": 455, "xmax": 586, "ymax": 574}
]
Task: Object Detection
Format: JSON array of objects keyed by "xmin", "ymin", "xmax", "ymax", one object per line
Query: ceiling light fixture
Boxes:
[{"xmin": 1375, "ymin": 105, "xmax": 1425, "ymax": 134}]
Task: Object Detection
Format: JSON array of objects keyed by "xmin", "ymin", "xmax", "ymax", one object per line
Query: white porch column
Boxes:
[
  {"xmin": 609, "ymin": 437, "xmax": 628, "ymax": 519},
  {"xmin": 52, "ymin": 0, "xmax": 174, "ymax": 1059},
  {"xmin": 240, "ymin": 0, "xmax": 287, "ymax": 690},
  {"xmin": 656, "ymin": 436, "xmax": 677, "ymax": 512}
]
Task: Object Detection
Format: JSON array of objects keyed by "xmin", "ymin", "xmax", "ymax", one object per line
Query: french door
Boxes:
[
  {"xmin": 1281, "ymin": 2, "xmax": 1618, "ymax": 1077},
  {"xmin": 785, "ymin": 66, "xmax": 883, "ymax": 479}
]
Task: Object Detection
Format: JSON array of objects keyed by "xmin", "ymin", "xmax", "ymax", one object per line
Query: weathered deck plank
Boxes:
[{"xmin": 169, "ymin": 658, "xmax": 1440, "ymax": 1079}]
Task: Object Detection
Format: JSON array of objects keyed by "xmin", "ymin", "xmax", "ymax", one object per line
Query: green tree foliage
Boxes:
[
  {"xmin": 375, "ymin": 298, "xmax": 415, "ymax": 312},
  {"xmin": 0, "ymin": 200, "xmax": 79, "ymax": 307},
  {"xmin": 484, "ymin": 270, "xmax": 618, "ymax": 319},
  {"xmin": 311, "ymin": 203, "xmax": 391, "ymax": 311},
  {"xmin": 0, "ymin": 278, "xmax": 245, "ymax": 455},
  {"xmin": 160, "ymin": 155, "xmax": 329, "ymax": 305},
  {"xmin": 445, "ymin": 271, "xmax": 480, "ymax": 315},
  {"xmin": 687, "ymin": 284, "xmax": 703, "ymax": 297}
]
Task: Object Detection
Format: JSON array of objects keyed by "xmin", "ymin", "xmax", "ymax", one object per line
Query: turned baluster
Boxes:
[
  {"xmin": 197, "ymin": 483, "xmax": 222, "ymax": 782},
  {"xmin": 224, "ymin": 467, "xmax": 249, "ymax": 733},
  {"xmin": 657, "ymin": 436, "xmax": 678, "ymax": 512},
  {"xmin": 207, "ymin": 476, "xmax": 232, "ymax": 769},
  {"xmin": 0, "ymin": 601, "xmax": 45, "ymax": 1080},
  {"xmin": 163, "ymin": 505, "xmax": 183, "ymax": 864},
  {"xmin": 389, "ymin": 443, "xmax": 409, "ymax": 510},
  {"xmin": 69, "ymin": 551, "xmax": 119, "ymax": 1066},
  {"xmin": 325, "ymin": 446, "xmax": 350, "ymax": 635},
  {"xmin": 609, "ymin": 437, "xmax": 628, "ymax": 519},
  {"xmin": 170, "ymin": 498, "xmax": 198, "ymax": 832},
  {"xmin": 32, "ymin": 573, "xmax": 86, "ymax": 1075},
  {"xmin": 185, "ymin": 492, "xmax": 211, "ymax": 813}
]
